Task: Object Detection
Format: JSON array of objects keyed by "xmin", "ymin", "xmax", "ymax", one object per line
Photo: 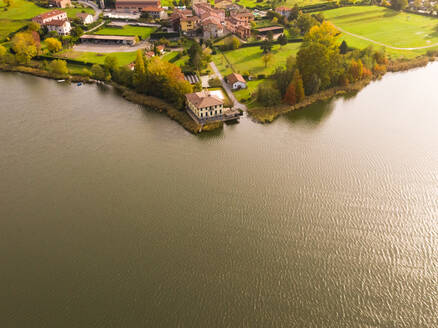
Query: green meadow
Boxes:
[
  {"xmin": 94, "ymin": 26, "xmax": 156, "ymax": 40},
  {"xmin": 212, "ymin": 42, "xmax": 301, "ymax": 76},
  {"xmin": 324, "ymin": 6, "xmax": 438, "ymax": 55},
  {"xmin": 59, "ymin": 50, "xmax": 138, "ymax": 66}
]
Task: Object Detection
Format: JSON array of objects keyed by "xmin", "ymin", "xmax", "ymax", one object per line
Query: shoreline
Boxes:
[
  {"xmin": 247, "ymin": 56, "xmax": 433, "ymax": 123},
  {"xmin": 1, "ymin": 55, "xmax": 433, "ymax": 131},
  {"xmin": 0, "ymin": 63, "xmax": 222, "ymax": 134}
]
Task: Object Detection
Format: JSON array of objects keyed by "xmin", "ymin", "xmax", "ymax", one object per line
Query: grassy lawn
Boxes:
[
  {"xmin": 234, "ymin": 0, "xmax": 324, "ymax": 8},
  {"xmin": 64, "ymin": 7, "xmax": 94, "ymax": 19},
  {"xmin": 324, "ymin": 6, "xmax": 438, "ymax": 53},
  {"xmin": 59, "ymin": 50, "xmax": 138, "ymax": 66},
  {"xmin": 94, "ymin": 26, "xmax": 156, "ymax": 39},
  {"xmin": 213, "ymin": 42, "xmax": 301, "ymax": 76},
  {"xmin": 161, "ymin": 51, "xmax": 179, "ymax": 61},
  {"xmin": 233, "ymin": 79, "xmax": 264, "ymax": 103}
]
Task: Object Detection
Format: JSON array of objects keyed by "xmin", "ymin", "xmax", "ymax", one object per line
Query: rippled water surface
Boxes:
[{"xmin": 1, "ymin": 66, "xmax": 438, "ymax": 327}]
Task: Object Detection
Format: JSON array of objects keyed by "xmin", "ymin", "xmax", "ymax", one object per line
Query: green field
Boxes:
[
  {"xmin": 0, "ymin": 0, "xmax": 94, "ymax": 41},
  {"xmin": 59, "ymin": 50, "xmax": 138, "ymax": 66},
  {"xmin": 324, "ymin": 6, "xmax": 438, "ymax": 55},
  {"xmin": 94, "ymin": 26, "xmax": 155, "ymax": 39},
  {"xmin": 233, "ymin": 79, "xmax": 264, "ymax": 102},
  {"xmin": 213, "ymin": 42, "xmax": 301, "ymax": 76}
]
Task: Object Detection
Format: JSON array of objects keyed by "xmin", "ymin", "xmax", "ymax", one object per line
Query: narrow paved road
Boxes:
[
  {"xmin": 210, "ymin": 61, "xmax": 247, "ymax": 111},
  {"xmin": 333, "ymin": 23, "xmax": 438, "ymax": 50}
]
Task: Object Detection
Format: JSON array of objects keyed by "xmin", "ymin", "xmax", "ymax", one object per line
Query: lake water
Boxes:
[{"xmin": 1, "ymin": 66, "xmax": 437, "ymax": 327}]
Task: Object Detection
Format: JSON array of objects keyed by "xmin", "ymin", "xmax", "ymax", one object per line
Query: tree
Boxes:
[
  {"xmin": 260, "ymin": 40, "xmax": 273, "ymax": 54},
  {"xmin": 231, "ymin": 37, "xmax": 240, "ymax": 50},
  {"xmin": 0, "ymin": 45, "xmax": 6, "ymax": 63},
  {"xmin": 348, "ymin": 59, "xmax": 364, "ymax": 82},
  {"xmin": 284, "ymin": 81, "xmax": 297, "ymax": 105},
  {"xmin": 133, "ymin": 50, "xmax": 146, "ymax": 89},
  {"xmin": 278, "ymin": 34, "xmax": 288, "ymax": 47},
  {"xmin": 45, "ymin": 37, "xmax": 62, "ymax": 53},
  {"xmin": 262, "ymin": 52, "xmax": 273, "ymax": 68},
  {"xmin": 104, "ymin": 55, "xmax": 119, "ymax": 73},
  {"xmin": 297, "ymin": 21, "xmax": 342, "ymax": 94},
  {"xmin": 391, "ymin": 0, "xmax": 408, "ymax": 10},
  {"xmin": 49, "ymin": 59, "xmax": 69, "ymax": 75},
  {"xmin": 296, "ymin": 13, "xmax": 318, "ymax": 35},
  {"xmin": 12, "ymin": 32, "xmax": 39, "ymax": 64},
  {"xmin": 71, "ymin": 26, "xmax": 84, "ymax": 39},
  {"xmin": 292, "ymin": 69, "xmax": 305, "ymax": 102},
  {"xmin": 289, "ymin": 4, "xmax": 300, "ymax": 21},
  {"xmin": 256, "ymin": 83, "xmax": 281, "ymax": 107},
  {"xmin": 27, "ymin": 22, "xmax": 40, "ymax": 32},
  {"xmin": 413, "ymin": 0, "xmax": 421, "ymax": 9},
  {"xmin": 4, "ymin": 0, "xmax": 13, "ymax": 7},
  {"xmin": 91, "ymin": 64, "xmax": 107, "ymax": 81},
  {"xmin": 339, "ymin": 40, "xmax": 348, "ymax": 54}
]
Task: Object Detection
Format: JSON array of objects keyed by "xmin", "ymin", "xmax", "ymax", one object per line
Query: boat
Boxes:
[
  {"xmin": 57, "ymin": 80, "xmax": 65, "ymax": 83},
  {"xmin": 77, "ymin": 82, "xmax": 83, "ymax": 86}
]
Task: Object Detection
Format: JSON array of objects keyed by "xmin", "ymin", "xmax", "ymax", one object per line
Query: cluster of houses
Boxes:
[
  {"xmin": 32, "ymin": 9, "xmax": 94, "ymax": 36},
  {"xmin": 115, "ymin": 0, "xmax": 167, "ymax": 19},
  {"xmin": 170, "ymin": 0, "xmax": 254, "ymax": 40}
]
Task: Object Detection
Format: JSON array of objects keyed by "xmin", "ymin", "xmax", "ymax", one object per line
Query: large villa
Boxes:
[{"xmin": 186, "ymin": 90, "xmax": 224, "ymax": 122}]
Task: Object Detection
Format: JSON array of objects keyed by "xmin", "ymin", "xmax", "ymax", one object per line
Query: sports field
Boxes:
[
  {"xmin": 212, "ymin": 42, "xmax": 301, "ymax": 76},
  {"xmin": 324, "ymin": 6, "xmax": 438, "ymax": 49},
  {"xmin": 94, "ymin": 26, "xmax": 156, "ymax": 40}
]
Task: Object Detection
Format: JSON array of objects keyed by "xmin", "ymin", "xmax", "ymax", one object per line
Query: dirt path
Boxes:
[{"xmin": 333, "ymin": 23, "xmax": 438, "ymax": 50}]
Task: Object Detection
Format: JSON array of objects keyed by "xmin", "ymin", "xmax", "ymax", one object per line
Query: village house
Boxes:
[
  {"xmin": 46, "ymin": 19, "xmax": 72, "ymax": 35},
  {"xmin": 141, "ymin": 5, "xmax": 167, "ymax": 19},
  {"xmin": 186, "ymin": 90, "xmax": 224, "ymax": 121},
  {"xmin": 80, "ymin": 34, "xmax": 137, "ymax": 45},
  {"xmin": 76, "ymin": 12, "xmax": 94, "ymax": 25},
  {"xmin": 225, "ymin": 15, "xmax": 251, "ymax": 39},
  {"xmin": 275, "ymin": 6, "xmax": 291, "ymax": 16},
  {"xmin": 202, "ymin": 17, "xmax": 223, "ymax": 39},
  {"xmin": 32, "ymin": 10, "xmax": 68, "ymax": 25},
  {"xmin": 49, "ymin": 0, "xmax": 71, "ymax": 8},
  {"xmin": 169, "ymin": 9, "xmax": 193, "ymax": 29},
  {"xmin": 226, "ymin": 73, "xmax": 246, "ymax": 90},
  {"xmin": 180, "ymin": 15, "xmax": 200, "ymax": 34},
  {"xmin": 256, "ymin": 26, "xmax": 284, "ymax": 39},
  {"xmin": 193, "ymin": 3, "xmax": 225, "ymax": 23}
]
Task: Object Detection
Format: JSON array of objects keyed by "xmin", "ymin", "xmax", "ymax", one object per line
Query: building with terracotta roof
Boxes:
[
  {"xmin": 32, "ymin": 10, "xmax": 68, "ymax": 25},
  {"xmin": 214, "ymin": 0, "xmax": 233, "ymax": 9},
  {"xmin": 226, "ymin": 73, "xmax": 246, "ymax": 90},
  {"xmin": 46, "ymin": 19, "xmax": 71, "ymax": 35},
  {"xmin": 186, "ymin": 90, "xmax": 224, "ymax": 121},
  {"xmin": 202, "ymin": 17, "xmax": 223, "ymax": 39},
  {"xmin": 180, "ymin": 15, "xmax": 200, "ymax": 34},
  {"xmin": 49, "ymin": 0, "xmax": 71, "ymax": 8},
  {"xmin": 141, "ymin": 5, "xmax": 166, "ymax": 19}
]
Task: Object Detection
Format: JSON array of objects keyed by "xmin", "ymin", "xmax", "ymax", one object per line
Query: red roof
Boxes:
[
  {"xmin": 33, "ymin": 10, "xmax": 66, "ymax": 20},
  {"xmin": 226, "ymin": 73, "xmax": 245, "ymax": 84}
]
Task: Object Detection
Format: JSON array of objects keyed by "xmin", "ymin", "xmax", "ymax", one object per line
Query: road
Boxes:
[
  {"xmin": 333, "ymin": 23, "xmax": 438, "ymax": 51},
  {"xmin": 209, "ymin": 61, "xmax": 247, "ymax": 111}
]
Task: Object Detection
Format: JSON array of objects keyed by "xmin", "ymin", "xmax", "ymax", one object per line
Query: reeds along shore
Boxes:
[{"xmin": 248, "ymin": 56, "xmax": 435, "ymax": 123}]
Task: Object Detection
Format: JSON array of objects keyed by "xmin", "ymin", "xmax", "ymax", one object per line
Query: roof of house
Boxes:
[
  {"xmin": 46, "ymin": 19, "xmax": 69, "ymax": 26},
  {"xmin": 156, "ymin": 45, "xmax": 164, "ymax": 51},
  {"xmin": 180, "ymin": 15, "xmax": 200, "ymax": 22},
  {"xmin": 202, "ymin": 18, "xmax": 222, "ymax": 29},
  {"xmin": 33, "ymin": 10, "xmax": 66, "ymax": 20},
  {"xmin": 76, "ymin": 12, "xmax": 92, "ymax": 19},
  {"xmin": 276, "ymin": 6, "xmax": 291, "ymax": 11},
  {"xmin": 226, "ymin": 73, "xmax": 245, "ymax": 84},
  {"xmin": 186, "ymin": 91, "xmax": 223, "ymax": 108}
]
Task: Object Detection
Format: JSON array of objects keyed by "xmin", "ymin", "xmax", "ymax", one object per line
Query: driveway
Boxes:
[{"xmin": 210, "ymin": 61, "xmax": 247, "ymax": 111}]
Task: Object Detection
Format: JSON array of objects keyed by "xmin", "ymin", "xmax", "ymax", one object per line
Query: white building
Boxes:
[
  {"xmin": 46, "ymin": 20, "xmax": 71, "ymax": 35},
  {"xmin": 186, "ymin": 90, "xmax": 224, "ymax": 121},
  {"xmin": 76, "ymin": 12, "xmax": 94, "ymax": 25},
  {"xmin": 226, "ymin": 73, "xmax": 246, "ymax": 90}
]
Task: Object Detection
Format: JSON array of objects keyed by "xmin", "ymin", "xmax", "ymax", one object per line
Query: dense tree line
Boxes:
[{"xmin": 256, "ymin": 21, "xmax": 388, "ymax": 107}]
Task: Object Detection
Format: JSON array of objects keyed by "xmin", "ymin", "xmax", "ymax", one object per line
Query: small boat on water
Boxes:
[
  {"xmin": 77, "ymin": 82, "xmax": 83, "ymax": 86},
  {"xmin": 57, "ymin": 80, "xmax": 65, "ymax": 83}
]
